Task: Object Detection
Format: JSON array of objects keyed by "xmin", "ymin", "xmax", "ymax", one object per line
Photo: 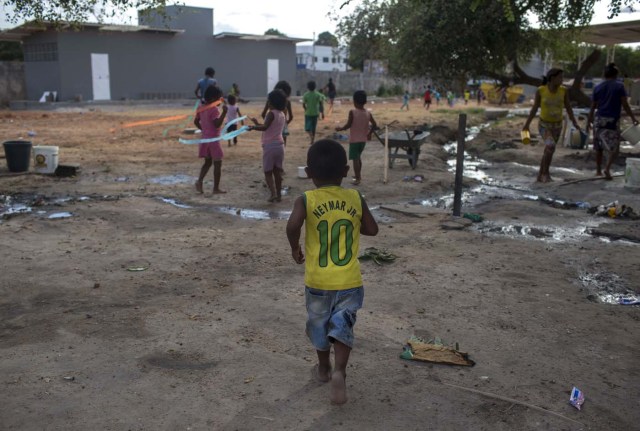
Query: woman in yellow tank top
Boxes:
[{"xmin": 523, "ymin": 68, "xmax": 581, "ymax": 183}]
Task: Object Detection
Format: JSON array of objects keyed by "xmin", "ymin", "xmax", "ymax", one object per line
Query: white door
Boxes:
[
  {"xmin": 91, "ymin": 53, "xmax": 111, "ymax": 100},
  {"xmin": 267, "ymin": 59, "xmax": 279, "ymax": 93}
]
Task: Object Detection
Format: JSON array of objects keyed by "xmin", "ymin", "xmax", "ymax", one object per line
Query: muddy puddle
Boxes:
[
  {"xmin": 148, "ymin": 174, "xmax": 196, "ymax": 185},
  {"xmin": 578, "ymin": 269, "xmax": 639, "ymax": 305},
  {"xmin": 1, "ymin": 194, "xmax": 83, "ymax": 221},
  {"xmin": 423, "ymin": 126, "xmax": 638, "ymax": 244}
]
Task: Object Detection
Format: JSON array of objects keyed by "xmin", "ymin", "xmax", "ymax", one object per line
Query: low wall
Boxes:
[
  {"xmin": 0, "ymin": 61, "xmax": 26, "ymax": 106},
  {"xmin": 294, "ymin": 70, "xmax": 429, "ymax": 98}
]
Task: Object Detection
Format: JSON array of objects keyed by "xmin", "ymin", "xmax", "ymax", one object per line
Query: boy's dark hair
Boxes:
[
  {"xmin": 307, "ymin": 139, "xmax": 347, "ymax": 181},
  {"xmin": 204, "ymin": 85, "xmax": 222, "ymax": 103},
  {"xmin": 274, "ymin": 80, "xmax": 292, "ymax": 96},
  {"xmin": 268, "ymin": 89, "xmax": 287, "ymax": 111},
  {"xmin": 604, "ymin": 63, "xmax": 619, "ymax": 79},
  {"xmin": 227, "ymin": 94, "xmax": 237, "ymax": 104},
  {"xmin": 353, "ymin": 90, "xmax": 367, "ymax": 105},
  {"xmin": 307, "ymin": 81, "xmax": 317, "ymax": 91},
  {"xmin": 205, "ymin": 67, "xmax": 215, "ymax": 77}
]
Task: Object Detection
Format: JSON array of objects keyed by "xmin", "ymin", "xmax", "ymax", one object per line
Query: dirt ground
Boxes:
[{"xmin": 1, "ymin": 97, "xmax": 639, "ymax": 431}]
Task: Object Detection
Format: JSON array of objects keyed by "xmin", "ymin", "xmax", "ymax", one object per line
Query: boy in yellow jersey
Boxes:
[{"xmin": 286, "ymin": 139, "xmax": 379, "ymax": 405}]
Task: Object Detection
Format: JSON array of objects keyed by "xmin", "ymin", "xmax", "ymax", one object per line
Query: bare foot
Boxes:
[
  {"xmin": 311, "ymin": 364, "xmax": 331, "ymax": 383},
  {"xmin": 268, "ymin": 195, "xmax": 277, "ymax": 202},
  {"xmin": 604, "ymin": 171, "xmax": 613, "ymax": 180},
  {"xmin": 213, "ymin": 189, "xmax": 227, "ymax": 194},
  {"xmin": 329, "ymin": 371, "xmax": 347, "ymax": 405},
  {"xmin": 195, "ymin": 181, "xmax": 203, "ymax": 194},
  {"xmin": 351, "ymin": 179, "xmax": 361, "ymax": 185},
  {"xmin": 596, "ymin": 171, "xmax": 603, "ymax": 177},
  {"xmin": 275, "ymin": 195, "xmax": 282, "ymax": 202}
]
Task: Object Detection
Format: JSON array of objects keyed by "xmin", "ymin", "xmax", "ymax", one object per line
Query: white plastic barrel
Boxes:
[
  {"xmin": 621, "ymin": 125, "xmax": 640, "ymax": 145},
  {"xmin": 625, "ymin": 158, "xmax": 640, "ymax": 188},
  {"xmin": 33, "ymin": 145, "xmax": 59, "ymax": 174}
]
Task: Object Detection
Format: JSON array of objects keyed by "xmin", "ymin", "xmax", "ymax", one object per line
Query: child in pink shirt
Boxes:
[
  {"xmin": 249, "ymin": 90, "xmax": 287, "ymax": 202},
  {"xmin": 194, "ymin": 86, "xmax": 227, "ymax": 194},
  {"xmin": 335, "ymin": 90, "xmax": 377, "ymax": 185}
]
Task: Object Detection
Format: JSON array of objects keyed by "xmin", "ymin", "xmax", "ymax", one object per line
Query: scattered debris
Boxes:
[
  {"xmin": 331, "ymin": 133, "xmax": 349, "ymax": 141},
  {"xmin": 55, "ymin": 164, "xmax": 81, "ymax": 177},
  {"xmin": 462, "ymin": 212, "xmax": 484, "ymax": 222},
  {"xmin": 358, "ymin": 247, "xmax": 397, "ymax": 265},
  {"xmin": 619, "ymin": 298, "xmax": 640, "ymax": 305},
  {"xmin": 126, "ymin": 260, "xmax": 151, "ymax": 272},
  {"xmin": 569, "ymin": 387, "xmax": 585, "ymax": 410},
  {"xmin": 402, "ymin": 174, "xmax": 424, "ymax": 183},
  {"xmin": 400, "ymin": 336, "xmax": 474, "ymax": 366},
  {"xmin": 588, "ymin": 201, "xmax": 639, "ymax": 219},
  {"xmin": 440, "ymin": 216, "xmax": 473, "ymax": 230}
]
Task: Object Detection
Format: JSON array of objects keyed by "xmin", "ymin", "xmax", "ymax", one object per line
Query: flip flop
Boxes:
[{"xmin": 351, "ymin": 179, "xmax": 361, "ymax": 185}]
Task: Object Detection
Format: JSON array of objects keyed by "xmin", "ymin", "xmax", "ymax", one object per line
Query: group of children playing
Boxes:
[
  {"xmin": 194, "ymin": 79, "xmax": 378, "ymax": 199},
  {"xmin": 192, "ymin": 77, "xmax": 381, "ymax": 405}
]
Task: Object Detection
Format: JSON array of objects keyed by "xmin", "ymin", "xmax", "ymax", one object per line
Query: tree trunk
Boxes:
[
  {"xmin": 485, "ymin": 49, "xmax": 602, "ymax": 108},
  {"xmin": 568, "ymin": 49, "xmax": 601, "ymax": 107}
]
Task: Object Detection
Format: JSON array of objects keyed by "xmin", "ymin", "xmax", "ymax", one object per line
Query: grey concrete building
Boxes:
[{"xmin": 0, "ymin": 6, "xmax": 308, "ymax": 101}]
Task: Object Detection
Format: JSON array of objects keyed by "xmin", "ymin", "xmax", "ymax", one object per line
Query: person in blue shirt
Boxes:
[
  {"xmin": 587, "ymin": 63, "xmax": 638, "ymax": 179},
  {"xmin": 194, "ymin": 67, "xmax": 218, "ymax": 104}
]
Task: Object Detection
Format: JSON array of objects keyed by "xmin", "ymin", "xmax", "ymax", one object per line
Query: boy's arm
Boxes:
[
  {"xmin": 287, "ymin": 101, "xmax": 293, "ymax": 124},
  {"xmin": 587, "ymin": 101, "xmax": 597, "ymax": 132},
  {"xmin": 194, "ymin": 113, "xmax": 201, "ymax": 129},
  {"xmin": 360, "ymin": 197, "xmax": 379, "ymax": 236},
  {"xmin": 286, "ymin": 196, "xmax": 306, "ymax": 264},
  {"xmin": 336, "ymin": 110, "xmax": 353, "ymax": 131},
  {"xmin": 523, "ymin": 90, "xmax": 541, "ymax": 131},
  {"xmin": 194, "ymin": 83, "xmax": 200, "ymax": 99},
  {"xmin": 261, "ymin": 101, "xmax": 269, "ymax": 119},
  {"xmin": 213, "ymin": 104, "xmax": 228, "ymax": 128},
  {"xmin": 237, "ymin": 108, "xmax": 244, "ymax": 125}
]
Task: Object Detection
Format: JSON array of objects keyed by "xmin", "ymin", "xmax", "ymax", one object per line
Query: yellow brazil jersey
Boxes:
[
  {"xmin": 538, "ymin": 85, "xmax": 565, "ymax": 123},
  {"xmin": 304, "ymin": 186, "xmax": 363, "ymax": 290}
]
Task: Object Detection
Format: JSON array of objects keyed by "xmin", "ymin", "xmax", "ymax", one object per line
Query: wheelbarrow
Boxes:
[{"xmin": 372, "ymin": 128, "xmax": 430, "ymax": 169}]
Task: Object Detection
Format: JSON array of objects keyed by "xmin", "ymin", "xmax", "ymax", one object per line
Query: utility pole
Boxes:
[{"xmin": 311, "ymin": 32, "xmax": 316, "ymax": 71}]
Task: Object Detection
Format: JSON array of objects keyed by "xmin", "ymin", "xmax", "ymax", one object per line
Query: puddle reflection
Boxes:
[
  {"xmin": 214, "ymin": 206, "xmax": 290, "ymax": 220},
  {"xmin": 579, "ymin": 270, "xmax": 639, "ymax": 305},
  {"xmin": 149, "ymin": 174, "xmax": 196, "ymax": 185}
]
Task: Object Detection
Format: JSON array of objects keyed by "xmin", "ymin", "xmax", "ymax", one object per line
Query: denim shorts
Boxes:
[{"xmin": 305, "ymin": 286, "xmax": 364, "ymax": 351}]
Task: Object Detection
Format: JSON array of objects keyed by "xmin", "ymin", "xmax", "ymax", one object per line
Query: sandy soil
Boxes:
[{"xmin": 1, "ymin": 98, "xmax": 639, "ymax": 431}]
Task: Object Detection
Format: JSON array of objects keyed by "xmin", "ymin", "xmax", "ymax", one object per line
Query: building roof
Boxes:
[
  {"xmin": 579, "ymin": 19, "xmax": 640, "ymax": 45},
  {"xmin": 0, "ymin": 21, "xmax": 184, "ymax": 42},
  {"xmin": 214, "ymin": 32, "xmax": 311, "ymax": 43}
]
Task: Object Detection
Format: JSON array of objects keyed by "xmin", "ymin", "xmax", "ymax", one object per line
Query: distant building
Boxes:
[
  {"xmin": 0, "ymin": 6, "xmax": 309, "ymax": 101},
  {"xmin": 296, "ymin": 44, "xmax": 349, "ymax": 72}
]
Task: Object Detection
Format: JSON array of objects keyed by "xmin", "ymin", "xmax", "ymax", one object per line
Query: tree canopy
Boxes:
[
  {"xmin": 316, "ymin": 31, "xmax": 339, "ymax": 47},
  {"xmin": 264, "ymin": 28, "xmax": 287, "ymax": 36},
  {"xmin": 335, "ymin": 0, "xmax": 640, "ymax": 104},
  {"xmin": 2, "ymin": 0, "xmax": 172, "ymax": 24}
]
